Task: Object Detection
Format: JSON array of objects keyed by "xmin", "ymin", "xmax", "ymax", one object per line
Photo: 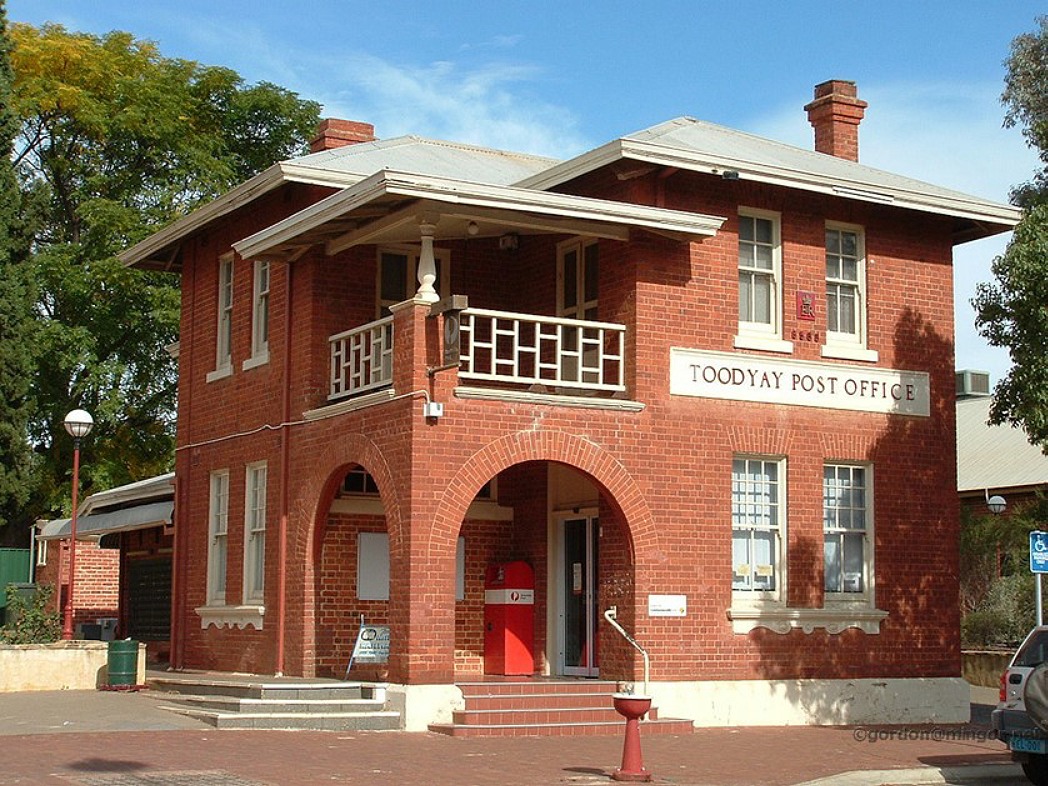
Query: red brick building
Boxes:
[{"xmin": 121, "ymin": 81, "xmax": 1020, "ymax": 728}]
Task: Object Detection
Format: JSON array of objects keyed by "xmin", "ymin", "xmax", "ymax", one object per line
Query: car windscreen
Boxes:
[{"xmin": 1014, "ymin": 631, "xmax": 1048, "ymax": 667}]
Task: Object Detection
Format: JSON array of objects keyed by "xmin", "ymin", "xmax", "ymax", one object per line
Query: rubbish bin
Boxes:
[{"xmin": 107, "ymin": 639, "xmax": 138, "ymax": 687}]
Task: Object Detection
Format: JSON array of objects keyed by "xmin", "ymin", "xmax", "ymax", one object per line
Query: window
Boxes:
[
  {"xmin": 207, "ymin": 470, "xmax": 230, "ymax": 605},
  {"xmin": 377, "ymin": 247, "xmax": 449, "ymax": 316},
  {"xmin": 823, "ymin": 225, "xmax": 877, "ymax": 361},
  {"xmin": 731, "ymin": 457, "xmax": 784, "ymax": 600},
  {"xmin": 736, "ymin": 211, "xmax": 791, "ymax": 353},
  {"xmin": 35, "ymin": 537, "xmax": 47, "ymax": 567},
  {"xmin": 357, "ymin": 532, "xmax": 466, "ymax": 602},
  {"xmin": 244, "ymin": 260, "xmax": 270, "ymax": 369},
  {"xmin": 558, "ymin": 238, "xmax": 599, "ymax": 321},
  {"xmin": 342, "ymin": 467, "xmax": 380, "ymax": 496},
  {"xmin": 244, "ymin": 462, "xmax": 267, "ymax": 604},
  {"xmin": 823, "ymin": 464, "xmax": 871, "ymax": 598},
  {"xmin": 208, "ymin": 254, "xmax": 235, "ymax": 382}
]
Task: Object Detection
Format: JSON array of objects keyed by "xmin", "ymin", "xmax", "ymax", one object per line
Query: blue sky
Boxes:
[{"xmin": 8, "ymin": 1, "xmax": 1044, "ymax": 382}]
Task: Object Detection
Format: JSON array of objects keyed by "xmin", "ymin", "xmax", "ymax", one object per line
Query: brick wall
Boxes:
[
  {"xmin": 168, "ymin": 163, "xmax": 962, "ymax": 685},
  {"xmin": 36, "ymin": 539, "xmax": 119, "ymax": 631}
]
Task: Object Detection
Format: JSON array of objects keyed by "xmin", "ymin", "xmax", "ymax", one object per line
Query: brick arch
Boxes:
[{"xmin": 429, "ymin": 429, "xmax": 659, "ymax": 563}]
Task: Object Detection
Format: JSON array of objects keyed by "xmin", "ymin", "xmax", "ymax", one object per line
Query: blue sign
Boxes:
[{"xmin": 1031, "ymin": 531, "xmax": 1048, "ymax": 574}]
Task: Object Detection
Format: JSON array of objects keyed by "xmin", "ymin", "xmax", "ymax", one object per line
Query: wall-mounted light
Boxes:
[
  {"xmin": 985, "ymin": 489, "xmax": 1007, "ymax": 516},
  {"xmin": 467, "ymin": 221, "xmax": 479, "ymax": 236}
]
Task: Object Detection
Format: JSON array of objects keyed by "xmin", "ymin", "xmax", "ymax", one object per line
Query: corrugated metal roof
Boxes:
[
  {"xmin": 517, "ymin": 117, "xmax": 1021, "ymax": 238},
  {"xmin": 956, "ymin": 397, "xmax": 1048, "ymax": 492},
  {"xmin": 38, "ymin": 500, "xmax": 173, "ymax": 541},
  {"xmin": 290, "ymin": 135, "xmax": 558, "ymax": 185}
]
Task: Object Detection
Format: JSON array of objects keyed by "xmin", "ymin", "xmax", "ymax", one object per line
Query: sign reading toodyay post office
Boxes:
[{"xmin": 669, "ymin": 348, "xmax": 930, "ymax": 417}]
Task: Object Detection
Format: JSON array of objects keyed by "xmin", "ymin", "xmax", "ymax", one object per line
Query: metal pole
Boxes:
[
  {"xmin": 60, "ymin": 440, "xmax": 80, "ymax": 641},
  {"xmin": 1039, "ymin": 573, "xmax": 1044, "ymax": 627}
]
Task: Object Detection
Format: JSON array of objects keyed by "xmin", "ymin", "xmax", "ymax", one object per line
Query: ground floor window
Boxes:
[
  {"xmin": 731, "ymin": 456, "xmax": 784, "ymax": 601},
  {"xmin": 823, "ymin": 463, "xmax": 871, "ymax": 598}
]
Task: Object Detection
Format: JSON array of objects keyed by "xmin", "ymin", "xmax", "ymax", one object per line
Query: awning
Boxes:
[{"xmin": 38, "ymin": 500, "xmax": 173, "ymax": 542}]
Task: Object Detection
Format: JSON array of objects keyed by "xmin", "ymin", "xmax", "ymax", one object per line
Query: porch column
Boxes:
[{"xmin": 415, "ymin": 217, "xmax": 439, "ymax": 303}]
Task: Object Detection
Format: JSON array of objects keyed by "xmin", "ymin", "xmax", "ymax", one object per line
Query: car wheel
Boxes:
[
  {"xmin": 1023, "ymin": 754, "xmax": 1048, "ymax": 786},
  {"xmin": 1027, "ymin": 663, "xmax": 1048, "ymax": 733}
]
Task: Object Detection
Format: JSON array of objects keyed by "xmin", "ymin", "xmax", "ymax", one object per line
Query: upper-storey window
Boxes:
[
  {"xmin": 823, "ymin": 224, "xmax": 877, "ymax": 362},
  {"xmin": 377, "ymin": 247, "xmax": 449, "ymax": 316},
  {"xmin": 735, "ymin": 210, "xmax": 791, "ymax": 354},
  {"xmin": 244, "ymin": 260, "xmax": 270, "ymax": 369},
  {"xmin": 208, "ymin": 254, "xmax": 235, "ymax": 382},
  {"xmin": 558, "ymin": 238, "xmax": 599, "ymax": 321}
]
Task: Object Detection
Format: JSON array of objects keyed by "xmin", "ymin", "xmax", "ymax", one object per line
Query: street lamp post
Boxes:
[{"xmin": 61, "ymin": 409, "xmax": 93, "ymax": 641}]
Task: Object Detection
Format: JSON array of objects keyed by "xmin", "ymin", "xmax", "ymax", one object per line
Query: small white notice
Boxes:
[
  {"xmin": 351, "ymin": 625, "xmax": 390, "ymax": 664},
  {"xmin": 648, "ymin": 594, "xmax": 687, "ymax": 617}
]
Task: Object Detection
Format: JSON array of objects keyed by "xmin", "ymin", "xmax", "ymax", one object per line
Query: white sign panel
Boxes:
[
  {"xmin": 648, "ymin": 594, "xmax": 687, "ymax": 617},
  {"xmin": 484, "ymin": 588, "xmax": 535, "ymax": 605},
  {"xmin": 669, "ymin": 348, "xmax": 930, "ymax": 417},
  {"xmin": 351, "ymin": 625, "xmax": 390, "ymax": 664}
]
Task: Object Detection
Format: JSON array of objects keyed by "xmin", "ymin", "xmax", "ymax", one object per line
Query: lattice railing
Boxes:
[{"xmin": 329, "ymin": 316, "xmax": 394, "ymax": 399}]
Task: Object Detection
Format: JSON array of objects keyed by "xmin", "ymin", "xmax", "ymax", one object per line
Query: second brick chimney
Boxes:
[
  {"xmin": 804, "ymin": 80, "xmax": 867, "ymax": 162},
  {"xmin": 309, "ymin": 119, "xmax": 376, "ymax": 153}
]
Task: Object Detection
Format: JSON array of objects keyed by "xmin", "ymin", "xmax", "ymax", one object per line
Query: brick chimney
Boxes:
[
  {"xmin": 804, "ymin": 80, "xmax": 867, "ymax": 162},
  {"xmin": 309, "ymin": 119, "xmax": 376, "ymax": 153}
]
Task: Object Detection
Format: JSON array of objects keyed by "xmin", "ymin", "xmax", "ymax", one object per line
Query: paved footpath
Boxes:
[{"xmin": 0, "ymin": 686, "xmax": 1027, "ymax": 786}]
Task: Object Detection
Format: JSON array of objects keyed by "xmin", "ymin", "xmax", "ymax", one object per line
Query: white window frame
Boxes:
[
  {"xmin": 823, "ymin": 463, "xmax": 874, "ymax": 604},
  {"xmin": 822, "ymin": 223, "xmax": 878, "ymax": 362},
  {"xmin": 557, "ymin": 237, "xmax": 599, "ymax": 321},
  {"xmin": 730, "ymin": 456, "xmax": 786, "ymax": 607},
  {"xmin": 376, "ymin": 245, "xmax": 450, "ymax": 317},
  {"xmin": 735, "ymin": 209, "xmax": 792, "ymax": 354},
  {"xmin": 35, "ymin": 536, "xmax": 47, "ymax": 567},
  {"xmin": 357, "ymin": 532, "xmax": 465, "ymax": 601},
  {"xmin": 207, "ymin": 470, "xmax": 230, "ymax": 606},
  {"xmin": 243, "ymin": 260, "xmax": 270, "ymax": 370},
  {"xmin": 243, "ymin": 461, "xmax": 267, "ymax": 604},
  {"xmin": 207, "ymin": 254, "xmax": 235, "ymax": 382}
]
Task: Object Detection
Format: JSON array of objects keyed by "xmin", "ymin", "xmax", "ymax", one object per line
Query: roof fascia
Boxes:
[
  {"xmin": 236, "ymin": 169, "xmax": 726, "ymax": 260},
  {"xmin": 118, "ymin": 163, "xmax": 368, "ymax": 269}
]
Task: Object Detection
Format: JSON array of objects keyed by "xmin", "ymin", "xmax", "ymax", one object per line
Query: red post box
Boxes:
[{"xmin": 483, "ymin": 561, "xmax": 535, "ymax": 675}]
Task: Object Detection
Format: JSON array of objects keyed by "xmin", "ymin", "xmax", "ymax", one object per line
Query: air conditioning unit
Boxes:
[{"xmin": 956, "ymin": 369, "xmax": 991, "ymax": 398}]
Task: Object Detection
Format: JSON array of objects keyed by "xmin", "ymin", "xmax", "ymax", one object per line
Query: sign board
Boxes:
[
  {"xmin": 351, "ymin": 624, "xmax": 390, "ymax": 664},
  {"xmin": 1031, "ymin": 531, "xmax": 1048, "ymax": 574},
  {"xmin": 648, "ymin": 594, "xmax": 687, "ymax": 617},
  {"xmin": 669, "ymin": 348, "xmax": 930, "ymax": 417}
]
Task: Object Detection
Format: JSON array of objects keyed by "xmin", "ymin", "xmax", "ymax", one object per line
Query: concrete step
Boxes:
[
  {"xmin": 160, "ymin": 704, "xmax": 401, "ymax": 731},
  {"xmin": 452, "ymin": 705, "xmax": 662, "ymax": 725},
  {"xmin": 464, "ymin": 691, "xmax": 637, "ymax": 711},
  {"xmin": 164, "ymin": 693, "xmax": 388, "ymax": 715},
  {"xmin": 456, "ymin": 680, "xmax": 618, "ymax": 697},
  {"xmin": 428, "ymin": 717, "xmax": 694, "ymax": 737},
  {"xmin": 149, "ymin": 676, "xmax": 380, "ymax": 702}
]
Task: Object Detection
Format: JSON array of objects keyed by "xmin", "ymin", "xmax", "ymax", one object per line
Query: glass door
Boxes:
[{"xmin": 560, "ymin": 515, "xmax": 599, "ymax": 676}]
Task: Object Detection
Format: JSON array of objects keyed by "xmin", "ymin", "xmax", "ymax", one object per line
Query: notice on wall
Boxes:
[
  {"xmin": 648, "ymin": 594, "xmax": 687, "ymax": 617},
  {"xmin": 669, "ymin": 348, "xmax": 929, "ymax": 417}
]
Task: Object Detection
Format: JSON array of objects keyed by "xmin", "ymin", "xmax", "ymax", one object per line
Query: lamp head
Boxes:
[
  {"xmin": 63, "ymin": 409, "xmax": 94, "ymax": 439},
  {"xmin": 987, "ymin": 495, "xmax": 1007, "ymax": 516}
]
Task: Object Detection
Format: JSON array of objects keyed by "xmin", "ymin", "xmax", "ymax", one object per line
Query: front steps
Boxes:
[
  {"xmin": 429, "ymin": 680, "xmax": 694, "ymax": 737},
  {"xmin": 148, "ymin": 674, "xmax": 400, "ymax": 731}
]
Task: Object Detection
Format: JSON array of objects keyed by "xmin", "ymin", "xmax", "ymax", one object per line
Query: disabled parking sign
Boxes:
[{"xmin": 1031, "ymin": 531, "xmax": 1048, "ymax": 574}]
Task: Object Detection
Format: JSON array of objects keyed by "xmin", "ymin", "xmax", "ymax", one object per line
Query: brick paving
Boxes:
[{"xmin": 0, "ymin": 688, "xmax": 1023, "ymax": 786}]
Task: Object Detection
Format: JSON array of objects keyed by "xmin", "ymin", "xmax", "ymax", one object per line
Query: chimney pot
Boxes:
[
  {"xmin": 804, "ymin": 79, "xmax": 867, "ymax": 162},
  {"xmin": 310, "ymin": 118, "xmax": 376, "ymax": 153}
]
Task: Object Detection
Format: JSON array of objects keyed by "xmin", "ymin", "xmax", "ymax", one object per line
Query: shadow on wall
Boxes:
[{"xmin": 748, "ymin": 307, "xmax": 961, "ymax": 723}]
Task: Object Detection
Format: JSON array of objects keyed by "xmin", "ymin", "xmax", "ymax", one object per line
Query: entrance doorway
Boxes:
[{"xmin": 559, "ymin": 514, "xmax": 599, "ymax": 676}]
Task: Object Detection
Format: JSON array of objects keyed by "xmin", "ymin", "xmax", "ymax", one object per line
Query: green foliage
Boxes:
[
  {"xmin": 0, "ymin": 583, "xmax": 60, "ymax": 644},
  {"xmin": 974, "ymin": 15, "xmax": 1048, "ymax": 449},
  {"xmin": 2, "ymin": 23, "xmax": 321, "ymax": 524}
]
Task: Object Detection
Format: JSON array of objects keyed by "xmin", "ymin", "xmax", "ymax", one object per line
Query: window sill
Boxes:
[
  {"xmin": 733, "ymin": 334, "xmax": 794, "ymax": 354},
  {"xmin": 206, "ymin": 365, "xmax": 233, "ymax": 384},
  {"xmin": 727, "ymin": 605, "xmax": 887, "ymax": 635},
  {"xmin": 242, "ymin": 351, "xmax": 269, "ymax": 371},
  {"xmin": 195, "ymin": 604, "xmax": 265, "ymax": 630},
  {"xmin": 821, "ymin": 344, "xmax": 879, "ymax": 363}
]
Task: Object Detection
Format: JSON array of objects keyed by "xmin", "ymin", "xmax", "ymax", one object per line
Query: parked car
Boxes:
[{"xmin": 993, "ymin": 626, "xmax": 1048, "ymax": 785}]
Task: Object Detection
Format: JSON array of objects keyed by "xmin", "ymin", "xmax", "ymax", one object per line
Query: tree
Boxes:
[
  {"xmin": 0, "ymin": 2, "xmax": 37, "ymax": 538},
  {"xmin": 6, "ymin": 23, "xmax": 320, "ymax": 527},
  {"xmin": 973, "ymin": 16, "xmax": 1048, "ymax": 447}
]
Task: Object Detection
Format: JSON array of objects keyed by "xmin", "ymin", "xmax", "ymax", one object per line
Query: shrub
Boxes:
[
  {"xmin": 962, "ymin": 573, "xmax": 1037, "ymax": 648},
  {"xmin": 0, "ymin": 583, "xmax": 60, "ymax": 644}
]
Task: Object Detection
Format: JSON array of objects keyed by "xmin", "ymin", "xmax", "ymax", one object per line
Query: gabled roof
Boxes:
[
  {"xmin": 956, "ymin": 397, "xmax": 1048, "ymax": 493},
  {"xmin": 516, "ymin": 117, "xmax": 1021, "ymax": 244},
  {"xmin": 119, "ymin": 137, "xmax": 557, "ymax": 270}
]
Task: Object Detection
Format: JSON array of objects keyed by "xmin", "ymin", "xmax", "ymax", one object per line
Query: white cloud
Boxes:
[
  {"xmin": 315, "ymin": 54, "xmax": 590, "ymax": 159},
  {"xmin": 750, "ymin": 80, "xmax": 1038, "ymax": 384}
]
